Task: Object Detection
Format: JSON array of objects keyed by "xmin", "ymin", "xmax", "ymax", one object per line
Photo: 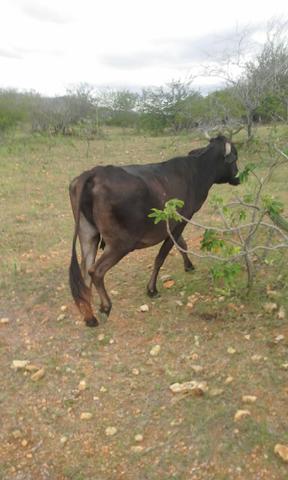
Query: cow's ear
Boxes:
[{"xmin": 225, "ymin": 142, "xmax": 231, "ymax": 157}]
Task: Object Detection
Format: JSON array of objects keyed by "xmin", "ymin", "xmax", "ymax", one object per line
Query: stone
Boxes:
[
  {"xmin": 134, "ymin": 434, "xmax": 143, "ymax": 442},
  {"xmin": 242, "ymin": 395, "xmax": 257, "ymax": 404},
  {"xmin": 277, "ymin": 306, "xmax": 286, "ymax": 320},
  {"xmin": 78, "ymin": 380, "xmax": 87, "ymax": 391},
  {"xmin": 169, "ymin": 380, "xmax": 208, "ymax": 396},
  {"xmin": 31, "ymin": 368, "xmax": 45, "ymax": 381},
  {"xmin": 227, "ymin": 347, "xmax": 236, "ymax": 354},
  {"xmin": 251, "ymin": 354, "xmax": 262, "ymax": 362},
  {"xmin": 263, "ymin": 303, "xmax": 278, "ymax": 313},
  {"xmin": 160, "ymin": 274, "xmax": 172, "ymax": 281},
  {"xmin": 132, "ymin": 368, "xmax": 140, "ymax": 375},
  {"xmin": 60, "ymin": 305, "xmax": 67, "ymax": 312},
  {"xmin": 60, "ymin": 436, "xmax": 68, "ymax": 445},
  {"xmin": 12, "ymin": 430, "xmax": 22, "ymax": 439},
  {"xmin": 140, "ymin": 304, "xmax": 149, "ymax": 312},
  {"xmin": 150, "ymin": 345, "xmax": 161, "ymax": 357},
  {"xmin": 105, "ymin": 426, "xmax": 117, "ymax": 436},
  {"xmin": 0, "ymin": 317, "xmax": 9, "ymax": 324},
  {"xmin": 234, "ymin": 409, "xmax": 251, "ymax": 422},
  {"xmin": 274, "ymin": 444, "xmax": 288, "ymax": 462},
  {"xmin": 57, "ymin": 313, "xmax": 66, "ymax": 321},
  {"xmin": 131, "ymin": 445, "xmax": 144, "ymax": 453},
  {"xmin": 274, "ymin": 334, "xmax": 285, "ymax": 343},
  {"xmin": 163, "ymin": 279, "xmax": 175, "ymax": 289},
  {"xmin": 80, "ymin": 412, "xmax": 93, "ymax": 420},
  {"xmin": 21, "ymin": 439, "xmax": 28, "ymax": 447},
  {"xmin": 11, "ymin": 360, "xmax": 30, "ymax": 370},
  {"xmin": 224, "ymin": 376, "xmax": 233, "ymax": 384},
  {"xmin": 98, "ymin": 334, "xmax": 105, "ymax": 341}
]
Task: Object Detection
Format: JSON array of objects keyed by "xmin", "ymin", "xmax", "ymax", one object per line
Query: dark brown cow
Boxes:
[{"xmin": 69, "ymin": 135, "xmax": 240, "ymax": 326}]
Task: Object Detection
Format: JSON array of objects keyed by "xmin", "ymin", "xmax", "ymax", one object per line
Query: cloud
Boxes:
[
  {"xmin": 0, "ymin": 48, "xmax": 22, "ymax": 60},
  {"xmin": 99, "ymin": 24, "xmax": 264, "ymax": 71},
  {"xmin": 21, "ymin": 1, "xmax": 74, "ymax": 24}
]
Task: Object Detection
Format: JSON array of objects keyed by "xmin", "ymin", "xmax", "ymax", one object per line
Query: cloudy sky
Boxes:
[{"xmin": 0, "ymin": 0, "xmax": 287, "ymax": 96}]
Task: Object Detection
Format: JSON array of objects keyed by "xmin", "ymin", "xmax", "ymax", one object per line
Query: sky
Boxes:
[{"xmin": 0, "ymin": 0, "xmax": 288, "ymax": 96}]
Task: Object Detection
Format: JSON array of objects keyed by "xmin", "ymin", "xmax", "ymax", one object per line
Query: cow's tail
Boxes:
[{"xmin": 69, "ymin": 177, "xmax": 98, "ymax": 327}]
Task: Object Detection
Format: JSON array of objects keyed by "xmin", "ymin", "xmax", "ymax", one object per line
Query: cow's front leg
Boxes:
[
  {"xmin": 177, "ymin": 235, "xmax": 195, "ymax": 272},
  {"xmin": 147, "ymin": 225, "xmax": 188, "ymax": 296}
]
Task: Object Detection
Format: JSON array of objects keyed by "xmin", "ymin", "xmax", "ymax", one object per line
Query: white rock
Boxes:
[
  {"xmin": 78, "ymin": 380, "xmax": 87, "ymax": 391},
  {"xmin": 140, "ymin": 304, "xmax": 149, "ymax": 312},
  {"xmin": 132, "ymin": 368, "xmax": 140, "ymax": 375},
  {"xmin": 275, "ymin": 334, "xmax": 285, "ymax": 343},
  {"xmin": 169, "ymin": 380, "xmax": 208, "ymax": 396},
  {"xmin": 98, "ymin": 334, "xmax": 105, "ymax": 341},
  {"xmin": 60, "ymin": 436, "xmax": 68, "ymax": 445},
  {"xmin": 160, "ymin": 274, "xmax": 172, "ymax": 281},
  {"xmin": 277, "ymin": 306, "xmax": 286, "ymax": 320},
  {"xmin": 234, "ymin": 409, "xmax": 251, "ymax": 422},
  {"xmin": 150, "ymin": 345, "xmax": 161, "ymax": 357},
  {"xmin": 251, "ymin": 354, "xmax": 262, "ymax": 362},
  {"xmin": 274, "ymin": 444, "xmax": 288, "ymax": 462},
  {"xmin": 131, "ymin": 445, "xmax": 144, "ymax": 453},
  {"xmin": 31, "ymin": 368, "xmax": 45, "ymax": 381},
  {"xmin": 263, "ymin": 303, "xmax": 278, "ymax": 313},
  {"xmin": 134, "ymin": 434, "xmax": 143, "ymax": 442},
  {"xmin": 60, "ymin": 305, "xmax": 67, "ymax": 312},
  {"xmin": 242, "ymin": 395, "xmax": 257, "ymax": 404},
  {"xmin": 281, "ymin": 363, "xmax": 288, "ymax": 370},
  {"xmin": 57, "ymin": 313, "xmax": 66, "ymax": 321},
  {"xmin": 224, "ymin": 376, "xmax": 234, "ymax": 385},
  {"xmin": 11, "ymin": 360, "xmax": 30, "ymax": 370},
  {"xmin": 227, "ymin": 347, "xmax": 236, "ymax": 354},
  {"xmin": 105, "ymin": 426, "xmax": 117, "ymax": 436},
  {"xmin": 0, "ymin": 317, "xmax": 9, "ymax": 324},
  {"xmin": 80, "ymin": 412, "xmax": 93, "ymax": 420}
]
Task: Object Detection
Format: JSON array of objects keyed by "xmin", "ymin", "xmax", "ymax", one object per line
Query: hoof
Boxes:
[
  {"xmin": 85, "ymin": 316, "xmax": 99, "ymax": 327},
  {"xmin": 147, "ymin": 288, "xmax": 159, "ymax": 298},
  {"xmin": 99, "ymin": 304, "xmax": 111, "ymax": 316},
  {"xmin": 185, "ymin": 264, "xmax": 195, "ymax": 272}
]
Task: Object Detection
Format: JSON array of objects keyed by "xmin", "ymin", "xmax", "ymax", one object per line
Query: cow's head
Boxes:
[{"xmin": 212, "ymin": 136, "xmax": 240, "ymax": 186}]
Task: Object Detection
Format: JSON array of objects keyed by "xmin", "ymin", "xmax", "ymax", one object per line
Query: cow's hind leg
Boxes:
[
  {"xmin": 89, "ymin": 243, "xmax": 130, "ymax": 321},
  {"xmin": 177, "ymin": 235, "xmax": 195, "ymax": 272},
  {"xmin": 77, "ymin": 214, "xmax": 100, "ymax": 327},
  {"xmin": 79, "ymin": 213, "xmax": 99, "ymax": 286}
]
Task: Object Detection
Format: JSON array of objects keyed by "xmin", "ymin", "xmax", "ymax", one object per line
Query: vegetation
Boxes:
[{"xmin": 1, "ymin": 23, "xmax": 288, "ymax": 140}]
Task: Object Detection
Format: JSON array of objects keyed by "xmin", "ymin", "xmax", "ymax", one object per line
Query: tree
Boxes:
[{"xmin": 201, "ymin": 21, "xmax": 288, "ymax": 139}]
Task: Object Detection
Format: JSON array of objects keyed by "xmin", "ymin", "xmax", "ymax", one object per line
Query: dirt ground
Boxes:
[{"xmin": 0, "ymin": 130, "xmax": 288, "ymax": 479}]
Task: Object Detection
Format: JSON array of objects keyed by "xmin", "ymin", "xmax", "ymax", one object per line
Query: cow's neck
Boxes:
[{"xmin": 187, "ymin": 149, "xmax": 222, "ymax": 213}]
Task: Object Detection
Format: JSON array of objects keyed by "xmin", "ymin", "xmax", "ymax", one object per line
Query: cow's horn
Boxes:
[{"xmin": 225, "ymin": 142, "xmax": 231, "ymax": 156}]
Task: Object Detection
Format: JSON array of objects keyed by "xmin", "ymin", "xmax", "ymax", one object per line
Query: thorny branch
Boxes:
[{"xmin": 165, "ymin": 145, "xmax": 288, "ymax": 288}]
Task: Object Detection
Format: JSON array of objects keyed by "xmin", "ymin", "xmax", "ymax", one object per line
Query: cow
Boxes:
[{"xmin": 69, "ymin": 135, "xmax": 240, "ymax": 327}]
